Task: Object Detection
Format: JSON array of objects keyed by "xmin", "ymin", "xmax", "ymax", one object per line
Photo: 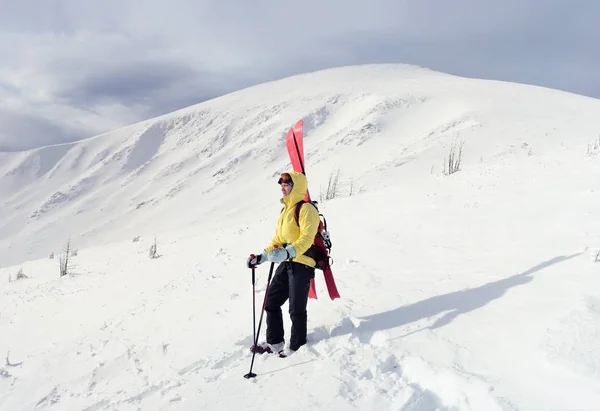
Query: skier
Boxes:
[{"xmin": 246, "ymin": 171, "xmax": 321, "ymax": 356}]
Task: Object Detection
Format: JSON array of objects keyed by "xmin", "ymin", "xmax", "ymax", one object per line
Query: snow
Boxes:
[{"xmin": 1, "ymin": 63, "xmax": 600, "ymax": 410}]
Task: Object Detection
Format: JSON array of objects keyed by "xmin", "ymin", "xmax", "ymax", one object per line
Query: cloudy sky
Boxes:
[{"xmin": 1, "ymin": 0, "xmax": 598, "ymax": 151}]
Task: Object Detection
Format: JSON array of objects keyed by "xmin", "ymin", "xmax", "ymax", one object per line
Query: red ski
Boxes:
[
  {"xmin": 285, "ymin": 119, "xmax": 340, "ymax": 300},
  {"xmin": 285, "ymin": 122, "xmax": 309, "ymax": 202}
]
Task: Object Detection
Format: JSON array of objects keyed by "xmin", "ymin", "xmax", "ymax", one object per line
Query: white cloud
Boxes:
[{"xmin": 1, "ymin": 0, "xmax": 599, "ymax": 151}]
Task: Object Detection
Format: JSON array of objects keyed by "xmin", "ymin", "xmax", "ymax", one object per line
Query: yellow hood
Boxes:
[{"xmin": 281, "ymin": 171, "xmax": 308, "ymax": 207}]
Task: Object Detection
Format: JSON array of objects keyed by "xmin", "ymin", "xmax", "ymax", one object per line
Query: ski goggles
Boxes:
[{"xmin": 278, "ymin": 173, "xmax": 293, "ymax": 186}]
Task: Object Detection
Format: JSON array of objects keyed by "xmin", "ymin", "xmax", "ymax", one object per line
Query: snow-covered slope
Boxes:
[
  {"xmin": 2, "ymin": 63, "xmax": 599, "ymax": 268},
  {"xmin": 1, "ymin": 64, "xmax": 600, "ymax": 411}
]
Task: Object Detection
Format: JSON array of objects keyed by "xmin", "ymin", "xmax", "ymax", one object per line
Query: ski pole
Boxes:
[
  {"xmin": 244, "ymin": 262, "xmax": 275, "ymax": 379},
  {"xmin": 251, "ymin": 267, "xmax": 256, "ymax": 345}
]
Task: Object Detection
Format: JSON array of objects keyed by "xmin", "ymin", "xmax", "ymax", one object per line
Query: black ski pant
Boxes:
[{"xmin": 265, "ymin": 261, "xmax": 315, "ymax": 351}]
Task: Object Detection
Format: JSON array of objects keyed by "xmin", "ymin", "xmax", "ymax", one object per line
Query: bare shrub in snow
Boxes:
[
  {"xmin": 319, "ymin": 169, "xmax": 358, "ymax": 201},
  {"xmin": 149, "ymin": 237, "xmax": 160, "ymax": 259},
  {"xmin": 326, "ymin": 169, "xmax": 341, "ymax": 200},
  {"xmin": 133, "ymin": 236, "xmax": 140, "ymax": 243},
  {"xmin": 443, "ymin": 137, "xmax": 464, "ymax": 176},
  {"xmin": 59, "ymin": 237, "xmax": 74, "ymax": 276},
  {"xmin": 586, "ymin": 134, "xmax": 600, "ymax": 157},
  {"xmin": 320, "ymin": 169, "xmax": 341, "ymax": 201},
  {"xmin": 16, "ymin": 268, "xmax": 28, "ymax": 280}
]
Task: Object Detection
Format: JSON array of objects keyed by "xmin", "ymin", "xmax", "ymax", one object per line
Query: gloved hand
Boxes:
[
  {"xmin": 267, "ymin": 245, "xmax": 296, "ymax": 263},
  {"xmin": 246, "ymin": 251, "xmax": 267, "ymax": 268}
]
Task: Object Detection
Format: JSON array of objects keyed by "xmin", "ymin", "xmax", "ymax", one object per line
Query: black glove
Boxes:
[{"xmin": 246, "ymin": 251, "xmax": 267, "ymax": 268}]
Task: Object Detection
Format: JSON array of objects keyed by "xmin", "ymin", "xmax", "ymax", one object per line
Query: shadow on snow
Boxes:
[{"xmin": 316, "ymin": 253, "xmax": 582, "ymax": 343}]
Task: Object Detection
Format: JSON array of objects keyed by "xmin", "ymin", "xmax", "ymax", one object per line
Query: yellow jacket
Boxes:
[{"xmin": 264, "ymin": 171, "xmax": 320, "ymax": 267}]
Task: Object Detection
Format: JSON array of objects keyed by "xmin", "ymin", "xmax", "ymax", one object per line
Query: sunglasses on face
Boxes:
[{"xmin": 278, "ymin": 173, "xmax": 293, "ymax": 186}]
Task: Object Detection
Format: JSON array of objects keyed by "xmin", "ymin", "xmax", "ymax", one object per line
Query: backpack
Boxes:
[{"xmin": 292, "ymin": 200, "xmax": 333, "ymax": 271}]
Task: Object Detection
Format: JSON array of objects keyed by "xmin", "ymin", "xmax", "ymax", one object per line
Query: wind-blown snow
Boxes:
[{"xmin": 1, "ymin": 64, "xmax": 600, "ymax": 410}]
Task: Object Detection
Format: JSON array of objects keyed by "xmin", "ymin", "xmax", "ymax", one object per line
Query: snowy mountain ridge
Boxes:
[{"xmin": 2, "ymin": 64, "xmax": 599, "ymax": 268}]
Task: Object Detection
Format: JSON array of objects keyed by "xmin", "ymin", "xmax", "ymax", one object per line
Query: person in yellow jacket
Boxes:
[{"xmin": 246, "ymin": 171, "xmax": 321, "ymax": 355}]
